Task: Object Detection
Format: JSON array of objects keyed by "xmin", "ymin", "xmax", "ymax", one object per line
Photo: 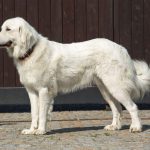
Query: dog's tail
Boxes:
[{"xmin": 133, "ymin": 60, "xmax": 150, "ymax": 98}]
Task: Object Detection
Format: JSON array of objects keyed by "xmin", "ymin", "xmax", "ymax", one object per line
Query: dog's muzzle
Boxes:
[
  {"xmin": 0, "ymin": 40, "xmax": 12, "ymax": 47},
  {"xmin": 0, "ymin": 41, "xmax": 12, "ymax": 47},
  {"xmin": 0, "ymin": 33, "xmax": 12, "ymax": 47}
]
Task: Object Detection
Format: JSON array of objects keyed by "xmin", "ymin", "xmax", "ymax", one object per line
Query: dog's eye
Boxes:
[{"xmin": 6, "ymin": 28, "xmax": 11, "ymax": 31}]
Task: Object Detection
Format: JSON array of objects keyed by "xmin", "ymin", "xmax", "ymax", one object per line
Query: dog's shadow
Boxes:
[
  {"xmin": 46, "ymin": 124, "xmax": 150, "ymax": 135},
  {"xmin": 121, "ymin": 124, "xmax": 150, "ymax": 132},
  {"xmin": 47, "ymin": 126, "xmax": 104, "ymax": 135},
  {"xmin": 141, "ymin": 125, "xmax": 150, "ymax": 132}
]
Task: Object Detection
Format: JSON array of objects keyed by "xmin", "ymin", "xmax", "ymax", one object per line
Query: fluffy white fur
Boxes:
[{"xmin": 0, "ymin": 17, "xmax": 150, "ymax": 134}]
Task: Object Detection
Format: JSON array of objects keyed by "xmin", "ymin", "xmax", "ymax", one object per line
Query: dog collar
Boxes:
[{"xmin": 18, "ymin": 43, "xmax": 36, "ymax": 61}]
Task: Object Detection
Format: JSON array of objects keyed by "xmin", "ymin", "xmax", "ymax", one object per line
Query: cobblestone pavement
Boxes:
[{"xmin": 0, "ymin": 110, "xmax": 149, "ymax": 150}]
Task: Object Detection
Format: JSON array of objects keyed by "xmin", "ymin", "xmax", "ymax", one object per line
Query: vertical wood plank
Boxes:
[
  {"xmin": 132, "ymin": 0, "xmax": 144, "ymax": 60},
  {"xmin": 15, "ymin": 0, "xmax": 27, "ymax": 87},
  {"xmin": 99, "ymin": 0, "xmax": 113, "ymax": 40},
  {"xmin": 26, "ymin": 0, "xmax": 38, "ymax": 31},
  {"xmin": 86, "ymin": 0, "xmax": 99, "ymax": 40},
  {"xmin": 119, "ymin": 0, "xmax": 132, "ymax": 55},
  {"xmin": 75, "ymin": 0, "xmax": 86, "ymax": 42},
  {"xmin": 3, "ymin": 0, "xmax": 16, "ymax": 87},
  {"xmin": 114, "ymin": 0, "xmax": 120, "ymax": 43},
  {"xmin": 15, "ymin": 0, "xmax": 26, "ymax": 19},
  {"xmin": 63, "ymin": 0, "xmax": 75, "ymax": 43},
  {"xmin": 0, "ymin": 0, "xmax": 3, "ymax": 86},
  {"xmin": 51, "ymin": 0, "xmax": 62, "ymax": 42},
  {"xmin": 39, "ymin": 0, "xmax": 51, "ymax": 39},
  {"xmin": 144, "ymin": 0, "xmax": 150, "ymax": 63}
]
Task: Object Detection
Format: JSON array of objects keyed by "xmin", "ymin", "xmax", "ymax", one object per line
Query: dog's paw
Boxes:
[
  {"xmin": 34, "ymin": 129, "xmax": 46, "ymax": 135},
  {"xmin": 21, "ymin": 128, "xmax": 46, "ymax": 135},
  {"xmin": 129, "ymin": 127, "xmax": 142, "ymax": 133},
  {"xmin": 129, "ymin": 123, "xmax": 142, "ymax": 133},
  {"xmin": 21, "ymin": 129, "xmax": 37, "ymax": 135},
  {"xmin": 104, "ymin": 124, "xmax": 121, "ymax": 131}
]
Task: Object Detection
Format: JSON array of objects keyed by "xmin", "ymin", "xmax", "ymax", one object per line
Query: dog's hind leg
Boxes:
[
  {"xmin": 94, "ymin": 77, "xmax": 122, "ymax": 130},
  {"xmin": 105, "ymin": 85, "xmax": 142, "ymax": 132},
  {"xmin": 104, "ymin": 99, "xmax": 122, "ymax": 131}
]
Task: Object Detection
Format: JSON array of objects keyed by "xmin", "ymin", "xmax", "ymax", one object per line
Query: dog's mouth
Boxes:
[{"xmin": 0, "ymin": 41, "xmax": 12, "ymax": 47}]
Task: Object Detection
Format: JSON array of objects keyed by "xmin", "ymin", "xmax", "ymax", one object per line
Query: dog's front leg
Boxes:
[
  {"xmin": 22, "ymin": 89, "xmax": 39, "ymax": 134},
  {"xmin": 34, "ymin": 87, "xmax": 51, "ymax": 135}
]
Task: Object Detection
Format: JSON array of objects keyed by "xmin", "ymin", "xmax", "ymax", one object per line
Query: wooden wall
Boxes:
[{"xmin": 0, "ymin": 0, "xmax": 150, "ymax": 87}]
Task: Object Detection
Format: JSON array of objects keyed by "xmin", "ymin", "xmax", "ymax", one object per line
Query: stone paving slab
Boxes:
[{"xmin": 0, "ymin": 110, "xmax": 149, "ymax": 150}]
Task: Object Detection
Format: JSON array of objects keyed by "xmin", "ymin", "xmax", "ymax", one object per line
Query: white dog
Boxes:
[{"xmin": 0, "ymin": 17, "xmax": 149, "ymax": 135}]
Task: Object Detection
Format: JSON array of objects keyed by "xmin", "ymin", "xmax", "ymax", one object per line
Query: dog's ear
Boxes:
[
  {"xmin": 19, "ymin": 24, "xmax": 31, "ymax": 48},
  {"xmin": 19, "ymin": 23, "xmax": 37, "ymax": 50}
]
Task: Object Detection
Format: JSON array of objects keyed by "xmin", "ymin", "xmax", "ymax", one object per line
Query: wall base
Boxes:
[{"xmin": 0, "ymin": 87, "xmax": 149, "ymax": 112}]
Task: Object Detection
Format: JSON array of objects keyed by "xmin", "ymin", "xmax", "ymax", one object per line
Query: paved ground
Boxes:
[{"xmin": 0, "ymin": 110, "xmax": 149, "ymax": 150}]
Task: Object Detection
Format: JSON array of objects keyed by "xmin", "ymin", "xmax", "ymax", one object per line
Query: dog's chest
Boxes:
[
  {"xmin": 18, "ymin": 64, "xmax": 46, "ymax": 88},
  {"xmin": 19, "ymin": 69, "xmax": 38, "ymax": 86}
]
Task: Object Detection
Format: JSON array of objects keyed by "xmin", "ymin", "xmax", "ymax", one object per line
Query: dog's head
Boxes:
[{"xmin": 0, "ymin": 17, "xmax": 38, "ymax": 59}]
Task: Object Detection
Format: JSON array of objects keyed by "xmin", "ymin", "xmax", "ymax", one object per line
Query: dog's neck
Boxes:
[{"xmin": 18, "ymin": 43, "xmax": 36, "ymax": 61}]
